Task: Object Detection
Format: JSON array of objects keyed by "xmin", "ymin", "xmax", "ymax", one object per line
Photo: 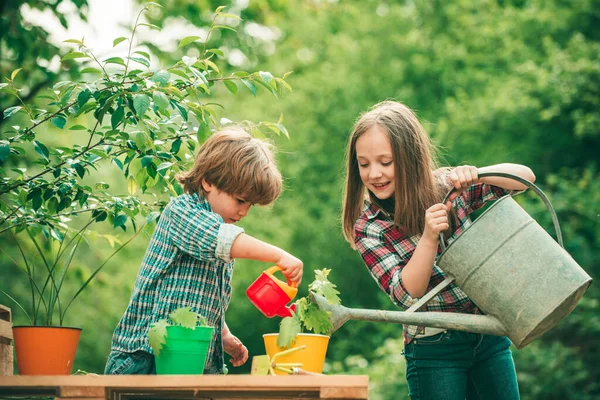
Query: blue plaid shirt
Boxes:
[{"xmin": 110, "ymin": 193, "xmax": 244, "ymax": 374}]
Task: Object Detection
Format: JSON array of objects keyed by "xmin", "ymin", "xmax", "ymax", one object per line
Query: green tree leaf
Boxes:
[
  {"xmin": 223, "ymin": 80, "xmax": 238, "ymax": 95},
  {"xmin": 104, "ymin": 57, "xmax": 126, "ymax": 66},
  {"xmin": 33, "ymin": 140, "xmax": 49, "ymax": 160},
  {"xmin": 51, "ymin": 116, "xmax": 67, "ymax": 129},
  {"xmin": 133, "ymin": 94, "xmax": 150, "ymax": 117},
  {"xmin": 152, "ymin": 91, "xmax": 169, "ymax": 110},
  {"xmin": 61, "ymin": 52, "xmax": 88, "ymax": 61},
  {"xmin": 113, "ymin": 37, "xmax": 127, "ymax": 47},
  {"xmin": 178, "ymin": 36, "xmax": 201, "ymax": 49},
  {"xmin": 3, "ymin": 106, "xmax": 22, "ymax": 119},
  {"xmin": 240, "ymin": 79, "xmax": 256, "ymax": 96},
  {"xmin": 151, "ymin": 70, "xmax": 170, "ymax": 86},
  {"xmin": 0, "ymin": 142, "xmax": 10, "ymax": 161}
]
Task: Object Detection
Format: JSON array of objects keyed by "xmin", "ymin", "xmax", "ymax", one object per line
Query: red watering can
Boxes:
[{"xmin": 246, "ymin": 266, "xmax": 298, "ymax": 318}]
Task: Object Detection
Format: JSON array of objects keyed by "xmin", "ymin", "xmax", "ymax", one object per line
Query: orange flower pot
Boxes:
[{"xmin": 13, "ymin": 326, "xmax": 82, "ymax": 375}]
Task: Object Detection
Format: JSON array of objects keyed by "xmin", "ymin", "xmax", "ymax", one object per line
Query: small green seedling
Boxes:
[
  {"xmin": 277, "ymin": 268, "xmax": 341, "ymax": 348},
  {"xmin": 148, "ymin": 306, "xmax": 209, "ymax": 356}
]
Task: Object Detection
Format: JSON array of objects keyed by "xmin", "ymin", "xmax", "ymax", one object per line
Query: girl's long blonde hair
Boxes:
[{"xmin": 342, "ymin": 101, "xmax": 450, "ymax": 246}]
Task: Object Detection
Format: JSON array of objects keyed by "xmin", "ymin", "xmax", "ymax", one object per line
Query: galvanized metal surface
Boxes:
[{"xmin": 320, "ymin": 173, "xmax": 591, "ymax": 349}]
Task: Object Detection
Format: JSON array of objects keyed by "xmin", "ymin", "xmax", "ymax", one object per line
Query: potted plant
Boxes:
[
  {"xmin": 0, "ymin": 2, "xmax": 291, "ymax": 375},
  {"xmin": 263, "ymin": 268, "xmax": 341, "ymax": 375},
  {"xmin": 147, "ymin": 306, "xmax": 214, "ymax": 374}
]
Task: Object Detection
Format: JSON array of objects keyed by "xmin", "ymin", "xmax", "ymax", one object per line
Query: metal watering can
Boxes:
[{"xmin": 313, "ymin": 172, "xmax": 592, "ymax": 349}]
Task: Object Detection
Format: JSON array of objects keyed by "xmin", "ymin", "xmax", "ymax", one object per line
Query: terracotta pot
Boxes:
[{"xmin": 13, "ymin": 326, "xmax": 81, "ymax": 375}]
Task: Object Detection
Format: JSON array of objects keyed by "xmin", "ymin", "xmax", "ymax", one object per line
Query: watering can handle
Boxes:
[{"xmin": 439, "ymin": 171, "xmax": 564, "ymax": 252}]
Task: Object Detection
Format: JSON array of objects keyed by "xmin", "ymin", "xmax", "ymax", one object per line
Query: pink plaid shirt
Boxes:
[{"xmin": 354, "ymin": 170, "xmax": 521, "ymax": 342}]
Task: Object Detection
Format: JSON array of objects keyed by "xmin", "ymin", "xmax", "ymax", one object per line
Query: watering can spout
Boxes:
[{"xmin": 311, "ymin": 293, "xmax": 508, "ymax": 337}]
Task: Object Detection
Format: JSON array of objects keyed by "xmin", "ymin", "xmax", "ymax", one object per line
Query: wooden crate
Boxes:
[{"xmin": 0, "ymin": 305, "xmax": 12, "ymax": 376}]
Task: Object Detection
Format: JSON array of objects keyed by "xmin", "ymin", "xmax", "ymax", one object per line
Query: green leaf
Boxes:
[
  {"xmin": 178, "ymin": 36, "xmax": 201, "ymax": 49},
  {"xmin": 77, "ymin": 89, "xmax": 92, "ymax": 107},
  {"xmin": 223, "ymin": 80, "xmax": 237, "ymax": 95},
  {"xmin": 104, "ymin": 57, "xmax": 126, "ymax": 66},
  {"xmin": 152, "ymin": 91, "xmax": 169, "ymax": 110},
  {"xmin": 197, "ymin": 121, "xmax": 211, "ymax": 143},
  {"xmin": 213, "ymin": 25, "xmax": 236, "ymax": 32},
  {"xmin": 134, "ymin": 51, "xmax": 151, "ymax": 60},
  {"xmin": 61, "ymin": 52, "xmax": 88, "ymax": 61},
  {"xmin": 309, "ymin": 268, "xmax": 341, "ymax": 305},
  {"xmin": 113, "ymin": 214, "xmax": 127, "ymax": 228},
  {"xmin": 113, "ymin": 37, "xmax": 127, "ymax": 47},
  {"xmin": 47, "ymin": 197, "xmax": 59, "ymax": 214},
  {"xmin": 0, "ymin": 142, "xmax": 10, "ymax": 161},
  {"xmin": 133, "ymin": 94, "xmax": 151, "ymax": 117},
  {"xmin": 11, "ymin": 68, "xmax": 23, "ymax": 80},
  {"xmin": 63, "ymin": 38, "xmax": 83, "ymax": 45},
  {"xmin": 277, "ymin": 315, "xmax": 302, "ymax": 348},
  {"xmin": 51, "ymin": 116, "xmax": 67, "ymax": 129},
  {"xmin": 80, "ymin": 67, "xmax": 102, "ymax": 74},
  {"xmin": 240, "ymin": 79, "xmax": 256, "ymax": 96},
  {"xmin": 127, "ymin": 175, "xmax": 138, "ymax": 195},
  {"xmin": 148, "ymin": 319, "xmax": 168, "ymax": 356},
  {"xmin": 157, "ymin": 162, "xmax": 173, "ymax": 172},
  {"xmin": 206, "ymin": 48, "xmax": 224, "ymax": 57},
  {"xmin": 129, "ymin": 56, "xmax": 150, "ymax": 68},
  {"xmin": 33, "ymin": 140, "xmax": 49, "ymax": 160},
  {"xmin": 111, "ymin": 105, "xmax": 124, "ymax": 129},
  {"xmin": 3, "ymin": 106, "xmax": 22, "ymax": 119},
  {"xmin": 217, "ymin": 13, "xmax": 241, "ymax": 20},
  {"xmin": 259, "ymin": 71, "xmax": 273, "ymax": 84},
  {"xmin": 302, "ymin": 304, "xmax": 333, "ymax": 335},
  {"xmin": 69, "ymin": 124, "xmax": 87, "ymax": 131},
  {"xmin": 169, "ymin": 306, "xmax": 199, "ymax": 328},
  {"xmin": 138, "ymin": 23, "xmax": 161, "ymax": 30},
  {"xmin": 151, "ymin": 70, "xmax": 170, "ymax": 86}
]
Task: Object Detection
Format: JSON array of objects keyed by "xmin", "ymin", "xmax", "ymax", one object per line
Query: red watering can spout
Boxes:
[{"xmin": 275, "ymin": 302, "xmax": 297, "ymax": 318}]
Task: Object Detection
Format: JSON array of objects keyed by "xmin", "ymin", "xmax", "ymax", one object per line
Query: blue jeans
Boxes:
[
  {"xmin": 104, "ymin": 350, "xmax": 156, "ymax": 374},
  {"xmin": 403, "ymin": 331, "xmax": 519, "ymax": 400}
]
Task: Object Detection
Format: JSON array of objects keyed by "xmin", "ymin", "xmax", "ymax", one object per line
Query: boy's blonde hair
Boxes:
[{"xmin": 176, "ymin": 127, "xmax": 282, "ymax": 205}]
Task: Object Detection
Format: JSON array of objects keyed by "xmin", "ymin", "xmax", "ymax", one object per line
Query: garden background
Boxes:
[{"xmin": 1, "ymin": 1, "xmax": 599, "ymax": 399}]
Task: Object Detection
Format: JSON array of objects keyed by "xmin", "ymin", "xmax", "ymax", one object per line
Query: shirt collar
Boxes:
[{"xmin": 363, "ymin": 199, "xmax": 391, "ymax": 220}]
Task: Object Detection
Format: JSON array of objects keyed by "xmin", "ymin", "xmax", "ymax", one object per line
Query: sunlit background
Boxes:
[{"xmin": 2, "ymin": 1, "xmax": 599, "ymax": 399}]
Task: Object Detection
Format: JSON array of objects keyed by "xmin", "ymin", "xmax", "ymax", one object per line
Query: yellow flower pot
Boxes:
[{"xmin": 263, "ymin": 333, "xmax": 330, "ymax": 375}]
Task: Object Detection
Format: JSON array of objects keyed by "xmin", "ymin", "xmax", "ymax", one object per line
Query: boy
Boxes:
[{"xmin": 105, "ymin": 127, "xmax": 303, "ymax": 374}]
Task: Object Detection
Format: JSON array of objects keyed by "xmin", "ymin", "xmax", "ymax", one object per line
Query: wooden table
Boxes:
[{"xmin": 0, "ymin": 375, "xmax": 369, "ymax": 399}]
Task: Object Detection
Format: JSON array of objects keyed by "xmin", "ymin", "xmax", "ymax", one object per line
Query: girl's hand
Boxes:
[
  {"xmin": 448, "ymin": 165, "xmax": 479, "ymax": 201},
  {"xmin": 276, "ymin": 252, "xmax": 303, "ymax": 286},
  {"xmin": 423, "ymin": 203, "xmax": 450, "ymax": 243},
  {"xmin": 222, "ymin": 331, "xmax": 248, "ymax": 367}
]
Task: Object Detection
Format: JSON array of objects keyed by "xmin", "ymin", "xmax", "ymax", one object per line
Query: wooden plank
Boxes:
[
  {"xmin": 0, "ymin": 305, "xmax": 11, "ymax": 322},
  {"xmin": 0, "ymin": 375, "xmax": 369, "ymax": 399},
  {"xmin": 0, "ymin": 305, "xmax": 12, "ymax": 376},
  {"xmin": 0, "ymin": 320, "xmax": 13, "ymax": 343},
  {"xmin": 0, "ymin": 344, "xmax": 12, "ymax": 376}
]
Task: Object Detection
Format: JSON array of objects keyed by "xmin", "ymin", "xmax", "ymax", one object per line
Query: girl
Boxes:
[{"xmin": 342, "ymin": 101, "xmax": 534, "ymax": 399}]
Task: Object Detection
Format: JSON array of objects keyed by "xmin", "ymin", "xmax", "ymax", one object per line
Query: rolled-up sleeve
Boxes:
[
  {"xmin": 461, "ymin": 183, "xmax": 521, "ymax": 214},
  {"xmin": 354, "ymin": 218, "xmax": 417, "ymax": 310},
  {"xmin": 166, "ymin": 202, "xmax": 244, "ymax": 262}
]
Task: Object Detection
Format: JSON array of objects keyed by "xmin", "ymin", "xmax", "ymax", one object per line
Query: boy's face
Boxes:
[{"xmin": 202, "ymin": 180, "xmax": 252, "ymax": 224}]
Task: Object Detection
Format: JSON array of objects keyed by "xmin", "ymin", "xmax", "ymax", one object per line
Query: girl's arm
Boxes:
[
  {"xmin": 478, "ymin": 163, "xmax": 535, "ymax": 189},
  {"xmin": 230, "ymin": 233, "xmax": 303, "ymax": 284},
  {"xmin": 400, "ymin": 203, "xmax": 449, "ymax": 298}
]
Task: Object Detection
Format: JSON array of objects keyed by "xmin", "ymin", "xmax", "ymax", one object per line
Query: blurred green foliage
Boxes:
[{"xmin": 2, "ymin": 1, "xmax": 599, "ymax": 399}]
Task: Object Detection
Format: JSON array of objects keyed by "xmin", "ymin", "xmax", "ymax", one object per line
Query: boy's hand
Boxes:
[
  {"xmin": 277, "ymin": 252, "xmax": 303, "ymax": 286},
  {"xmin": 222, "ymin": 331, "xmax": 248, "ymax": 367},
  {"xmin": 423, "ymin": 203, "xmax": 450, "ymax": 243},
  {"xmin": 448, "ymin": 165, "xmax": 479, "ymax": 200}
]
